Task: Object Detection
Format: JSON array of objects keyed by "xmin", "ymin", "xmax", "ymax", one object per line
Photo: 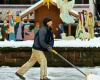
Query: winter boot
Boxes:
[
  {"xmin": 15, "ymin": 72, "xmax": 25, "ymax": 80},
  {"xmin": 40, "ymin": 77, "xmax": 50, "ymax": 80}
]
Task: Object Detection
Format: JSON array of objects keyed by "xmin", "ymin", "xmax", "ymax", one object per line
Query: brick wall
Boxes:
[{"xmin": 0, "ymin": 47, "xmax": 100, "ymax": 67}]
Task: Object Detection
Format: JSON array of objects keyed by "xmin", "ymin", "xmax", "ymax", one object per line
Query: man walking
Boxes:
[{"xmin": 15, "ymin": 17, "xmax": 54, "ymax": 80}]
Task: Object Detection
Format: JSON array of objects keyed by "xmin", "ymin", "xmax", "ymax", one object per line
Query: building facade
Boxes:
[{"xmin": 0, "ymin": 0, "xmax": 90, "ymax": 4}]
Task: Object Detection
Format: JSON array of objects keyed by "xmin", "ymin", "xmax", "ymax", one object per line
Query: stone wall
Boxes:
[{"xmin": 0, "ymin": 47, "xmax": 100, "ymax": 67}]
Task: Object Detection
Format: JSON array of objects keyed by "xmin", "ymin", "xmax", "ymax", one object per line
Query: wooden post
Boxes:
[
  {"xmin": 27, "ymin": 15, "xmax": 29, "ymax": 22},
  {"xmin": 68, "ymin": 24, "xmax": 71, "ymax": 36}
]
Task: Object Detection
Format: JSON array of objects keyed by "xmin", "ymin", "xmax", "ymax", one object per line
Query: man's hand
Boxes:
[{"xmin": 47, "ymin": 46, "xmax": 52, "ymax": 52}]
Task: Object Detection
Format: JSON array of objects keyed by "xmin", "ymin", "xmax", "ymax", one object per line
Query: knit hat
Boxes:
[{"xmin": 43, "ymin": 17, "xmax": 52, "ymax": 27}]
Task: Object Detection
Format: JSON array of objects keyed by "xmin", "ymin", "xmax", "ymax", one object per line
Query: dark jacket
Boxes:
[{"xmin": 33, "ymin": 26, "xmax": 54, "ymax": 51}]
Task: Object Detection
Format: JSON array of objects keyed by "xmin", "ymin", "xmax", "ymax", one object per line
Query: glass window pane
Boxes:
[
  {"xmin": 84, "ymin": 0, "xmax": 89, "ymax": 4},
  {"xmin": 7, "ymin": 0, "xmax": 40, "ymax": 4},
  {"xmin": 75, "ymin": 0, "xmax": 89, "ymax": 4},
  {"xmin": 0, "ymin": 0, "xmax": 4, "ymax": 4},
  {"xmin": 96, "ymin": 0, "xmax": 100, "ymax": 4},
  {"xmin": 75, "ymin": 0, "xmax": 83, "ymax": 4}
]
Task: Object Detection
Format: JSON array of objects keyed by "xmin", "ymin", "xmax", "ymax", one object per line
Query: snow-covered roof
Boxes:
[
  {"xmin": 20, "ymin": 0, "xmax": 43, "ymax": 18},
  {"xmin": 20, "ymin": 0, "xmax": 57, "ymax": 18},
  {"xmin": 0, "ymin": 37, "xmax": 100, "ymax": 48}
]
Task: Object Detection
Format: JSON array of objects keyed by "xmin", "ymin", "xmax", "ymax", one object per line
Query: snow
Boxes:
[
  {"xmin": 54, "ymin": 37, "xmax": 100, "ymax": 48},
  {"xmin": 87, "ymin": 74, "xmax": 100, "ymax": 80},
  {"xmin": 0, "ymin": 40, "xmax": 33, "ymax": 48},
  {"xmin": 0, "ymin": 37, "xmax": 100, "ymax": 48},
  {"xmin": 0, "ymin": 66, "xmax": 100, "ymax": 80}
]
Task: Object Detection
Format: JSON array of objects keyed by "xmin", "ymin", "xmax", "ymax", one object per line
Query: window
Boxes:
[
  {"xmin": 0, "ymin": 1, "xmax": 4, "ymax": 4},
  {"xmin": 0, "ymin": 0, "xmax": 90, "ymax": 4},
  {"xmin": 8, "ymin": 0, "xmax": 30, "ymax": 4},
  {"xmin": 0, "ymin": 0, "xmax": 40, "ymax": 4},
  {"xmin": 96, "ymin": 0, "xmax": 100, "ymax": 4},
  {"xmin": 75, "ymin": 0, "xmax": 89, "ymax": 4}
]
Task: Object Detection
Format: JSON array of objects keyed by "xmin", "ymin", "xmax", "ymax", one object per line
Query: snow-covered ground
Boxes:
[
  {"xmin": 0, "ymin": 66, "xmax": 100, "ymax": 80},
  {"xmin": 0, "ymin": 37, "xmax": 100, "ymax": 48}
]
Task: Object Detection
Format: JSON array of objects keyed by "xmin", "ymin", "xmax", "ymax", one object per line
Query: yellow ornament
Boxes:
[
  {"xmin": 16, "ymin": 16, "xmax": 21, "ymax": 23},
  {"xmin": 43, "ymin": 0, "xmax": 53, "ymax": 8}
]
